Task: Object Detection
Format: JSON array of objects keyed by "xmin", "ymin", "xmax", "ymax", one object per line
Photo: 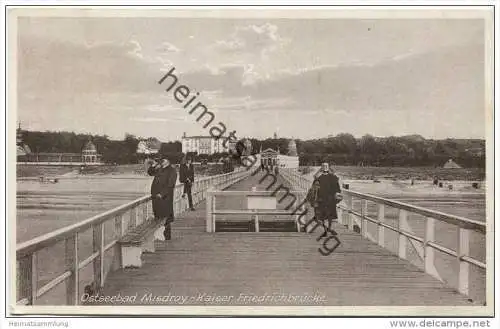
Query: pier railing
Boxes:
[
  {"xmin": 279, "ymin": 168, "xmax": 486, "ymax": 299},
  {"xmin": 205, "ymin": 190, "xmax": 305, "ymax": 233},
  {"xmin": 16, "ymin": 168, "xmax": 251, "ymax": 305}
]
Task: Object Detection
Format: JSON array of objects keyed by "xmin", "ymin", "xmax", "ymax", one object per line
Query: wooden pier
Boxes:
[
  {"xmin": 15, "ymin": 167, "xmax": 486, "ymax": 311},
  {"xmin": 99, "ymin": 172, "xmax": 477, "ymax": 306}
]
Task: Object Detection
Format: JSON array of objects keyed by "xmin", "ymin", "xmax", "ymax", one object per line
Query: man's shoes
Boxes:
[{"xmin": 190, "ymin": 207, "xmax": 195, "ymax": 211}]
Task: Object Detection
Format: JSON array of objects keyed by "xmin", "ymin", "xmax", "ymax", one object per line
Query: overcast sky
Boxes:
[{"xmin": 17, "ymin": 16, "xmax": 486, "ymax": 141}]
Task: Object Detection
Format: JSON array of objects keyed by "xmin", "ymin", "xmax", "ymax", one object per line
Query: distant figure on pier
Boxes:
[
  {"xmin": 148, "ymin": 155, "xmax": 178, "ymax": 240},
  {"xmin": 180, "ymin": 156, "xmax": 195, "ymax": 211},
  {"xmin": 223, "ymin": 157, "xmax": 234, "ymax": 173},
  {"xmin": 306, "ymin": 178, "xmax": 322, "ymax": 228},
  {"xmin": 433, "ymin": 176, "xmax": 439, "ymax": 186},
  {"xmin": 316, "ymin": 163, "xmax": 342, "ymax": 237}
]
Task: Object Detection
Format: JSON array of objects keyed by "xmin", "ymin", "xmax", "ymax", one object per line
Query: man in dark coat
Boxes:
[
  {"xmin": 316, "ymin": 162, "xmax": 342, "ymax": 237},
  {"xmin": 180, "ymin": 157, "xmax": 195, "ymax": 211},
  {"xmin": 148, "ymin": 156, "xmax": 178, "ymax": 240}
]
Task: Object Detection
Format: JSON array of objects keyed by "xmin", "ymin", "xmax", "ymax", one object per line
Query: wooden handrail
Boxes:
[
  {"xmin": 279, "ymin": 168, "xmax": 486, "ymax": 299},
  {"xmin": 16, "ymin": 196, "xmax": 150, "ymax": 258},
  {"xmin": 16, "ymin": 169, "xmax": 249, "ymax": 257},
  {"xmin": 213, "ymin": 210, "xmax": 300, "ymax": 215},
  {"xmin": 16, "ymin": 168, "xmax": 252, "ymax": 305},
  {"xmin": 279, "ymin": 168, "xmax": 485, "ymax": 233},
  {"xmin": 343, "ymin": 190, "xmax": 485, "ymax": 233},
  {"xmin": 209, "ymin": 190, "xmax": 304, "ymax": 196}
]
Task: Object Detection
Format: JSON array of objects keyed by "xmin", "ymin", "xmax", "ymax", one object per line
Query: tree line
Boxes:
[
  {"xmin": 249, "ymin": 134, "xmax": 484, "ymax": 168},
  {"xmin": 19, "ymin": 130, "xmax": 485, "ymax": 168}
]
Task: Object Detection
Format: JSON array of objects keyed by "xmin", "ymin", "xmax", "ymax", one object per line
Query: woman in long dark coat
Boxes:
[{"xmin": 316, "ymin": 163, "xmax": 342, "ymax": 232}]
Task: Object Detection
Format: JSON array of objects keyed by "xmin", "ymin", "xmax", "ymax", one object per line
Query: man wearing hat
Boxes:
[
  {"xmin": 179, "ymin": 156, "xmax": 195, "ymax": 211},
  {"xmin": 147, "ymin": 155, "xmax": 178, "ymax": 240}
]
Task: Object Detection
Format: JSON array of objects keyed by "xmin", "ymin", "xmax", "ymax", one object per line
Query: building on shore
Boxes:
[
  {"xmin": 258, "ymin": 139, "xmax": 299, "ymax": 169},
  {"xmin": 81, "ymin": 140, "xmax": 101, "ymax": 164},
  {"xmin": 16, "ymin": 124, "xmax": 32, "ymax": 158},
  {"xmin": 288, "ymin": 139, "xmax": 298, "ymax": 156},
  {"xmin": 137, "ymin": 138, "xmax": 161, "ymax": 155},
  {"xmin": 16, "ymin": 125, "xmax": 37, "ymax": 162},
  {"xmin": 181, "ymin": 132, "xmax": 227, "ymax": 155},
  {"xmin": 18, "ymin": 136, "xmax": 102, "ymax": 165}
]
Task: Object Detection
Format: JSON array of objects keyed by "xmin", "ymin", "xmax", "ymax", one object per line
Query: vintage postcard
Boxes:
[{"xmin": 6, "ymin": 5, "xmax": 495, "ymax": 317}]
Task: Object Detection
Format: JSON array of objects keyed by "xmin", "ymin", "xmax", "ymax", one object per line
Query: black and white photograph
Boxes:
[{"xmin": 4, "ymin": 3, "xmax": 496, "ymax": 321}]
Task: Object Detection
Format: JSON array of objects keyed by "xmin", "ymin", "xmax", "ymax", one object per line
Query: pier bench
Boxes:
[
  {"xmin": 212, "ymin": 209, "xmax": 301, "ymax": 232},
  {"xmin": 117, "ymin": 218, "xmax": 164, "ymax": 268}
]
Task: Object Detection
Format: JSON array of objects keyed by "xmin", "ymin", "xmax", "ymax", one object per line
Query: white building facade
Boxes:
[
  {"xmin": 181, "ymin": 135, "xmax": 227, "ymax": 155},
  {"xmin": 259, "ymin": 148, "xmax": 299, "ymax": 169},
  {"xmin": 137, "ymin": 139, "xmax": 161, "ymax": 155}
]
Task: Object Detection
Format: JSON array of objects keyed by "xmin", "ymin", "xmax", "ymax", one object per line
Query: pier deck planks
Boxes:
[{"xmin": 100, "ymin": 172, "xmax": 472, "ymax": 306}]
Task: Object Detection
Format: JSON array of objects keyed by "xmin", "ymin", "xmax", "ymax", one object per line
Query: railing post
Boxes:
[
  {"xmin": 146, "ymin": 201, "xmax": 151, "ymax": 219},
  {"xmin": 212, "ymin": 193, "xmax": 216, "ymax": 232},
  {"xmin": 180, "ymin": 186, "xmax": 185, "ymax": 212},
  {"xmin": 377, "ymin": 204, "xmax": 385, "ymax": 248},
  {"xmin": 346, "ymin": 194, "xmax": 354, "ymax": 231},
  {"xmin": 199, "ymin": 181, "xmax": 203, "ymax": 201},
  {"xmin": 457, "ymin": 227, "xmax": 470, "ymax": 295},
  {"xmin": 294, "ymin": 198, "xmax": 301, "ymax": 232},
  {"xmin": 254, "ymin": 213, "xmax": 260, "ymax": 233},
  {"xmin": 65, "ymin": 234, "xmax": 79, "ymax": 305},
  {"xmin": 424, "ymin": 217, "xmax": 442, "ymax": 281},
  {"xmin": 133, "ymin": 206, "xmax": 139, "ymax": 226},
  {"xmin": 198, "ymin": 181, "xmax": 201, "ymax": 201},
  {"xmin": 18, "ymin": 254, "xmax": 37, "ymax": 305},
  {"xmin": 92, "ymin": 223, "xmax": 104, "ymax": 289},
  {"xmin": 194, "ymin": 182, "xmax": 200, "ymax": 204},
  {"xmin": 398, "ymin": 209, "xmax": 408, "ymax": 259},
  {"xmin": 142, "ymin": 202, "xmax": 148, "ymax": 222},
  {"xmin": 206, "ymin": 189, "xmax": 213, "ymax": 232},
  {"xmin": 113, "ymin": 214, "xmax": 124, "ymax": 270},
  {"xmin": 175, "ymin": 187, "xmax": 181, "ymax": 215},
  {"xmin": 361, "ymin": 199, "xmax": 367, "ymax": 238},
  {"xmin": 129, "ymin": 208, "xmax": 137, "ymax": 229},
  {"xmin": 337, "ymin": 205, "xmax": 343, "ymax": 226}
]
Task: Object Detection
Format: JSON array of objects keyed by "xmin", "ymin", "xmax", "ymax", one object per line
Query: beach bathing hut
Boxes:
[{"xmin": 443, "ymin": 159, "xmax": 462, "ymax": 169}]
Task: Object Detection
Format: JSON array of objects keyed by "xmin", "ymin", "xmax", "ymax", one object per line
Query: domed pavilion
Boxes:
[{"xmin": 82, "ymin": 140, "xmax": 100, "ymax": 164}]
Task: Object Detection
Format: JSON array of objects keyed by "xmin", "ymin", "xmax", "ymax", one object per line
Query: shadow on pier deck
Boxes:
[{"xmin": 100, "ymin": 173, "xmax": 473, "ymax": 306}]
